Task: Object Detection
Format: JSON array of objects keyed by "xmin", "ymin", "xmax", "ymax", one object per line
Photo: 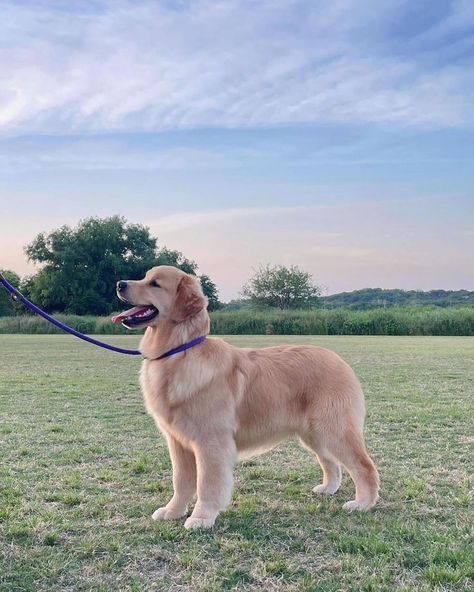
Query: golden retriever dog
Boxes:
[{"xmin": 112, "ymin": 265, "xmax": 379, "ymax": 530}]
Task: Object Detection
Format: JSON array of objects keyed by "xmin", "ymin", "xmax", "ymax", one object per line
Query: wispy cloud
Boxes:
[
  {"xmin": 152, "ymin": 205, "xmax": 343, "ymax": 232},
  {"xmin": 1, "ymin": 0, "xmax": 473, "ymax": 135},
  {"xmin": 0, "ymin": 139, "xmax": 237, "ymax": 172},
  {"xmin": 1, "ymin": 131, "xmax": 473, "ymax": 173}
]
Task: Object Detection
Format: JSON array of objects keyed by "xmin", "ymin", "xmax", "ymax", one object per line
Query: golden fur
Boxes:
[{"xmin": 117, "ymin": 266, "xmax": 379, "ymax": 529}]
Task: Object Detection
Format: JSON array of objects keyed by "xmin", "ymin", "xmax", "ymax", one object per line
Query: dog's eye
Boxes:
[{"xmin": 150, "ymin": 280, "xmax": 161, "ymax": 288}]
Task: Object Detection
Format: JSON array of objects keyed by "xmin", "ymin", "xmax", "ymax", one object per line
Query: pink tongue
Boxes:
[{"xmin": 111, "ymin": 305, "xmax": 151, "ymax": 325}]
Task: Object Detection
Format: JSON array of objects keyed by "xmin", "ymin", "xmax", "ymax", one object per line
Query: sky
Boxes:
[{"xmin": 0, "ymin": 0, "xmax": 473, "ymax": 301}]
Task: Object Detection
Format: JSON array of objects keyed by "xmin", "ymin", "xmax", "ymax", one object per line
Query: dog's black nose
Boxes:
[{"xmin": 117, "ymin": 281, "xmax": 128, "ymax": 292}]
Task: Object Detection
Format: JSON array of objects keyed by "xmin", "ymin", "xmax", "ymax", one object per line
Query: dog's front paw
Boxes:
[
  {"xmin": 342, "ymin": 499, "xmax": 375, "ymax": 512},
  {"xmin": 152, "ymin": 506, "xmax": 186, "ymax": 521},
  {"xmin": 313, "ymin": 483, "xmax": 339, "ymax": 495},
  {"xmin": 184, "ymin": 516, "xmax": 216, "ymax": 530}
]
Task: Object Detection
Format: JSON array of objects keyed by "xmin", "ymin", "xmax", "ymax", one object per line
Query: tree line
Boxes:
[{"xmin": 321, "ymin": 287, "xmax": 474, "ymax": 309}]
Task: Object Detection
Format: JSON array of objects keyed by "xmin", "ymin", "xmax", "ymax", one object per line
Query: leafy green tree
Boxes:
[
  {"xmin": 0, "ymin": 270, "xmax": 21, "ymax": 316},
  {"xmin": 199, "ymin": 274, "xmax": 221, "ymax": 311},
  {"xmin": 218, "ymin": 299, "xmax": 251, "ymax": 312},
  {"xmin": 241, "ymin": 264, "xmax": 321, "ymax": 309},
  {"xmin": 155, "ymin": 247, "xmax": 198, "ymax": 275},
  {"xmin": 24, "ymin": 216, "xmax": 202, "ymax": 315}
]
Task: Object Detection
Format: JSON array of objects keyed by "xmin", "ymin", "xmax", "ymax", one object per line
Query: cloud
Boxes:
[
  {"xmin": 1, "ymin": 0, "xmax": 473, "ymax": 135},
  {"xmin": 152, "ymin": 204, "xmax": 344, "ymax": 232},
  {"xmin": 1, "ymin": 129, "xmax": 473, "ymax": 173},
  {"xmin": 0, "ymin": 138, "xmax": 237, "ymax": 172}
]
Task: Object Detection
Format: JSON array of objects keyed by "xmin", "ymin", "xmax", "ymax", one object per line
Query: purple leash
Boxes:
[{"xmin": 0, "ymin": 273, "xmax": 206, "ymax": 359}]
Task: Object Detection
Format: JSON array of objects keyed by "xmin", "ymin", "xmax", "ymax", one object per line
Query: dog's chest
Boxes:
[{"xmin": 140, "ymin": 361, "xmax": 174, "ymax": 425}]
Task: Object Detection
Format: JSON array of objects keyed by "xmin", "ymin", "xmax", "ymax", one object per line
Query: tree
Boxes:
[
  {"xmin": 24, "ymin": 216, "xmax": 202, "ymax": 315},
  {"xmin": 0, "ymin": 270, "xmax": 21, "ymax": 316},
  {"xmin": 199, "ymin": 274, "xmax": 221, "ymax": 311},
  {"xmin": 155, "ymin": 247, "xmax": 198, "ymax": 275},
  {"xmin": 241, "ymin": 264, "xmax": 321, "ymax": 309}
]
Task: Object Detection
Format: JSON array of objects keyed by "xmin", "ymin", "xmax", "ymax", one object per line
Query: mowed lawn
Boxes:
[{"xmin": 0, "ymin": 335, "xmax": 473, "ymax": 592}]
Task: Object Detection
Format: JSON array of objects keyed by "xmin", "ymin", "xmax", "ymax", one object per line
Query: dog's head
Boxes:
[{"xmin": 112, "ymin": 266, "xmax": 208, "ymax": 329}]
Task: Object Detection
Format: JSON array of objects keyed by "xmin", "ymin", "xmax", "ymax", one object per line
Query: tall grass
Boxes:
[
  {"xmin": 0, "ymin": 314, "xmax": 129, "ymax": 335},
  {"xmin": 210, "ymin": 307, "xmax": 474, "ymax": 336},
  {"xmin": 1, "ymin": 307, "xmax": 473, "ymax": 335}
]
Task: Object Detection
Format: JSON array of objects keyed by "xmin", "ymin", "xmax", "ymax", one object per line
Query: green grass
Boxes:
[{"xmin": 0, "ymin": 334, "xmax": 473, "ymax": 591}]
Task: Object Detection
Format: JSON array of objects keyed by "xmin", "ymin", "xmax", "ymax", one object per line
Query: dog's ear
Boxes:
[{"xmin": 171, "ymin": 275, "xmax": 208, "ymax": 322}]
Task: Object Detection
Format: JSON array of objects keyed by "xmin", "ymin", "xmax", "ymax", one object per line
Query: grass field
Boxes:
[{"xmin": 0, "ymin": 335, "xmax": 473, "ymax": 591}]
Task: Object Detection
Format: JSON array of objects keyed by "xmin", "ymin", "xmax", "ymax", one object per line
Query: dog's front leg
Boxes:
[
  {"xmin": 152, "ymin": 435, "xmax": 196, "ymax": 521},
  {"xmin": 184, "ymin": 436, "xmax": 236, "ymax": 530}
]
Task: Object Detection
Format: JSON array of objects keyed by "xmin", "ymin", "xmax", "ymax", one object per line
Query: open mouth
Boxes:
[{"xmin": 111, "ymin": 305, "xmax": 159, "ymax": 329}]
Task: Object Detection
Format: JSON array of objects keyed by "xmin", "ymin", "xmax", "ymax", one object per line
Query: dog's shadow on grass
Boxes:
[{"xmin": 151, "ymin": 492, "xmax": 385, "ymax": 545}]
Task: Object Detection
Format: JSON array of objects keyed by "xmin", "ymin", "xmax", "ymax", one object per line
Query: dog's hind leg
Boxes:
[
  {"xmin": 328, "ymin": 425, "xmax": 379, "ymax": 511},
  {"xmin": 152, "ymin": 435, "xmax": 197, "ymax": 521},
  {"xmin": 300, "ymin": 434, "xmax": 342, "ymax": 495}
]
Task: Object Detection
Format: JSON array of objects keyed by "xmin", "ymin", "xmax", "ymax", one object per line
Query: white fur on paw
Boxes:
[
  {"xmin": 312, "ymin": 483, "xmax": 339, "ymax": 495},
  {"xmin": 184, "ymin": 516, "xmax": 216, "ymax": 530},
  {"xmin": 343, "ymin": 499, "xmax": 372, "ymax": 512},
  {"xmin": 152, "ymin": 507, "xmax": 186, "ymax": 521}
]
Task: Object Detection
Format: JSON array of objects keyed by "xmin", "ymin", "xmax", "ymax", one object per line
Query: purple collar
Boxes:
[{"xmin": 148, "ymin": 335, "xmax": 207, "ymax": 361}]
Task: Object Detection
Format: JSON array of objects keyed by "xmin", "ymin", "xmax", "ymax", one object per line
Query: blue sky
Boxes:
[{"xmin": 0, "ymin": 0, "xmax": 473, "ymax": 300}]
